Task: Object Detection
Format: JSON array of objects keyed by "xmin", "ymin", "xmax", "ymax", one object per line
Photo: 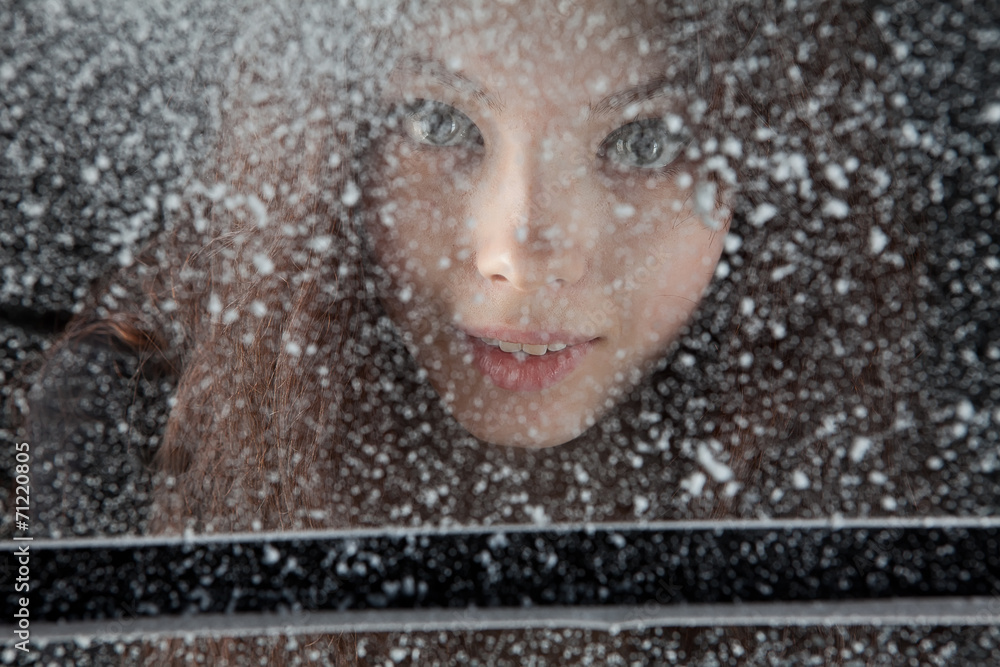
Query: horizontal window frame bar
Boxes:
[
  {"xmin": 23, "ymin": 597, "xmax": 1000, "ymax": 644},
  {"xmin": 17, "ymin": 515, "xmax": 1000, "ymax": 550}
]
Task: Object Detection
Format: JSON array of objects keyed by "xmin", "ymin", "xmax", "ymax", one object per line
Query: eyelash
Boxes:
[
  {"xmin": 399, "ymin": 99, "xmax": 690, "ymax": 172},
  {"xmin": 400, "ymin": 100, "xmax": 484, "ymax": 149}
]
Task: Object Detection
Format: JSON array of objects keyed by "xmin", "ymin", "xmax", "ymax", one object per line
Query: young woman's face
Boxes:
[{"xmin": 368, "ymin": 1, "xmax": 727, "ymax": 448}]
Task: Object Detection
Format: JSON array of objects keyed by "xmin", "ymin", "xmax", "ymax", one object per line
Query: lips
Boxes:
[{"xmin": 462, "ymin": 328, "xmax": 597, "ymax": 392}]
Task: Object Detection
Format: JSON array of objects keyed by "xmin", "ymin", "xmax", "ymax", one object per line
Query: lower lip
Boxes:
[{"xmin": 470, "ymin": 338, "xmax": 595, "ymax": 392}]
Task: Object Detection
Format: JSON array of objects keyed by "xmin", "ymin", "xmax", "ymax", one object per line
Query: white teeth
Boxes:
[
  {"xmin": 498, "ymin": 340, "xmax": 522, "ymax": 353},
  {"xmin": 479, "ymin": 338, "xmax": 570, "ymax": 355}
]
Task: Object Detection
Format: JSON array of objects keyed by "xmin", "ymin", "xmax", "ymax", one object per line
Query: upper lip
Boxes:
[{"xmin": 461, "ymin": 327, "xmax": 597, "ymax": 347}]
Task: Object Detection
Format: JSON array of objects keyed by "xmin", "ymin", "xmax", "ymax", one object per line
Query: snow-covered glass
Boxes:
[{"xmin": 2, "ymin": 0, "xmax": 998, "ymax": 661}]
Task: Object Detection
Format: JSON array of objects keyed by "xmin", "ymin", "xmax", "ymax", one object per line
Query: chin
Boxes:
[{"xmin": 452, "ymin": 408, "xmax": 593, "ymax": 449}]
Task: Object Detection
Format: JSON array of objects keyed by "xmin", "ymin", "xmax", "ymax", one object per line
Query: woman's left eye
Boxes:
[
  {"xmin": 401, "ymin": 99, "xmax": 483, "ymax": 148},
  {"xmin": 599, "ymin": 119, "xmax": 690, "ymax": 169}
]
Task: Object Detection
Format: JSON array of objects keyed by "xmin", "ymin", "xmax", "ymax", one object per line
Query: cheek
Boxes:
[
  {"xmin": 374, "ymin": 155, "xmax": 474, "ymax": 251},
  {"xmin": 368, "ymin": 197, "xmax": 467, "ymax": 321},
  {"xmin": 621, "ymin": 224, "xmax": 724, "ymax": 341}
]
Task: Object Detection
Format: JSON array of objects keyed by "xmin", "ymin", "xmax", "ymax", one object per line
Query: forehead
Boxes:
[{"xmin": 399, "ymin": 0, "xmax": 696, "ymax": 92}]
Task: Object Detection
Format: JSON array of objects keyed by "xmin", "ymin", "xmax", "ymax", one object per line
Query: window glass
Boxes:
[
  {"xmin": 2, "ymin": 0, "xmax": 998, "ymax": 661},
  {"xmin": 6, "ymin": 0, "xmax": 997, "ymax": 536}
]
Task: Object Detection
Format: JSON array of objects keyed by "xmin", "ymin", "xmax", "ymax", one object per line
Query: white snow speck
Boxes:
[
  {"xmin": 18, "ymin": 201, "xmax": 46, "ymax": 217},
  {"xmin": 285, "ymin": 342, "xmax": 302, "ymax": 357},
  {"xmin": 246, "ymin": 194, "xmax": 269, "ymax": 228},
  {"xmin": 696, "ymin": 442, "xmax": 733, "ymax": 482},
  {"xmin": 633, "ymin": 496, "xmax": 649, "ymax": 515},
  {"xmin": 900, "ymin": 122, "xmax": 919, "ymax": 145},
  {"xmin": 681, "ymin": 471, "xmax": 707, "ymax": 496},
  {"xmin": 639, "ymin": 411, "xmax": 662, "ymax": 424},
  {"xmin": 724, "ymin": 233, "xmax": 743, "ymax": 254},
  {"xmin": 694, "ymin": 181, "xmax": 724, "ymax": 229},
  {"xmin": 656, "ymin": 430, "xmax": 670, "ymax": 451},
  {"xmin": 982, "ymin": 103, "xmax": 1000, "ymax": 124},
  {"xmin": 309, "ymin": 235, "xmax": 333, "ymax": 253},
  {"xmin": 622, "ymin": 102, "xmax": 642, "ymax": 119},
  {"xmin": 614, "ymin": 203, "xmax": 636, "ymax": 219},
  {"xmin": 341, "ymin": 181, "xmax": 361, "ymax": 206},
  {"xmin": 524, "ymin": 505, "xmax": 550, "ymax": 525},
  {"xmin": 81, "ymin": 165, "xmax": 100, "ymax": 185},
  {"xmin": 770, "ymin": 264, "xmax": 797, "ymax": 281},
  {"xmin": 869, "ymin": 227, "xmax": 889, "ymax": 255},
  {"xmin": 250, "ymin": 300, "xmax": 268, "ymax": 317},
  {"xmin": 748, "ymin": 203, "xmax": 778, "ymax": 227},
  {"xmin": 722, "ymin": 136, "xmax": 742, "ymax": 158},
  {"xmin": 398, "ymin": 285, "xmax": 412, "ymax": 303},
  {"xmin": 390, "ymin": 648, "xmax": 409, "ymax": 662},
  {"xmin": 262, "ymin": 544, "xmax": 280, "ymax": 565},
  {"xmin": 253, "ymin": 253, "xmax": 275, "ymax": 275},
  {"xmin": 772, "ymin": 152, "xmax": 808, "ymax": 182},
  {"xmin": 822, "ymin": 198, "xmax": 849, "ymax": 219},
  {"xmin": 792, "ymin": 470, "xmax": 810, "ymax": 490},
  {"xmin": 849, "ymin": 436, "xmax": 873, "ymax": 463},
  {"xmin": 824, "ymin": 163, "xmax": 849, "ymax": 189},
  {"xmin": 590, "ymin": 75, "xmax": 609, "ymax": 95},
  {"xmin": 956, "ymin": 399, "xmax": 975, "ymax": 422}
]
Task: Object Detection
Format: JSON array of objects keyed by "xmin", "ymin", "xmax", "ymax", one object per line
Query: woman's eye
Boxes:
[
  {"xmin": 599, "ymin": 119, "xmax": 689, "ymax": 169},
  {"xmin": 402, "ymin": 100, "xmax": 483, "ymax": 148}
]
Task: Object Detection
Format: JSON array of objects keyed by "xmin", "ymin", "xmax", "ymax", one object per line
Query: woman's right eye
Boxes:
[{"xmin": 402, "ymin": 100, "xmax": 483, "ymax": 148}]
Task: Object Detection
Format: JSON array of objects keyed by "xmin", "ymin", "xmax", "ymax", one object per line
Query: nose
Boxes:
[{"xmin": 473, "ymin": 136, "xmax": 592, "ymax": 292}]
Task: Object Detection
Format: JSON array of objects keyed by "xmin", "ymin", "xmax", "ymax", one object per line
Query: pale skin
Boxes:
[{"xmin": 368, "ymin": 1, "xmax": 729, "ymax": 448}]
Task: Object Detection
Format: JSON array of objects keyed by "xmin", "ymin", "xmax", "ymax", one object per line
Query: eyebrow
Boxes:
[
  {"xmin": 395, "ymin": 56, "xmax": 673, "ymax": 120},
  {"xmin": 588, "ymin": 75, "xmax": 673, "ymax": 119},
  {"xmin": 395, "ymin": 56, "xmax": 505, "ymax": 113}
]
